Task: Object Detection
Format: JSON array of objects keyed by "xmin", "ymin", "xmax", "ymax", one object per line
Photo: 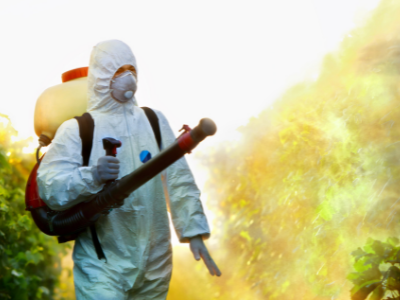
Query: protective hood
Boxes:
[{"xmin": 87, "ymin": 40, "xmax": 138, "ymax": 114}]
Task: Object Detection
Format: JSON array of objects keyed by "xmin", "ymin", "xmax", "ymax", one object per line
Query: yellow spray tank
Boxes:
[{"xmin": 34, "ymin": 67, "xmax": 89, "ymax": 160}]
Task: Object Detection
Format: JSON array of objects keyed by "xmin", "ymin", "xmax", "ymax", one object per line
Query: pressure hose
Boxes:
[
  {"xmin": 36, "ymin": 134, "xmax": 51, "ymax": 164},
  {"xmin": 28, "ymin": 118, "xmax": 216, "ymax": 237}
]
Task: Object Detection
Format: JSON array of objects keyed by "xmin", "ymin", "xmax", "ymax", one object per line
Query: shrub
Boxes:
[{"xmin": 0, "ymin": 115, "xmax": 68, "ymax": 300}]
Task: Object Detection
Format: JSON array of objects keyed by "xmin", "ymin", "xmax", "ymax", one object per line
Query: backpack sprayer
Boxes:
[
  {"xmin": 27, "ymin": 119, "xmax": 215, "ymax": 237},
  {"xmin": 34, "ymin": 67, "xmax": 89, "ymax": 163},
  {"xmin": 25, "ymin": 67, "xmax": 216, "ymax": 242}
]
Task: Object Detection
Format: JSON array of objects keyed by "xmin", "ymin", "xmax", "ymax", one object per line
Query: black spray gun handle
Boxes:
[
  {"xmin": 102, "ymin": 137, "xmax": 122, "ymax": 185},
  {"xmin": 103, "ymin": 137, "xmax": 122, "ymax": 158}
]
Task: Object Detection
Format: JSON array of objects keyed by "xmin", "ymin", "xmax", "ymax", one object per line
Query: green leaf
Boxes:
[
  {"xmin": 364, "ymin": 256, "xmax": 383, "ymax": 267},
  {"xmin": 0, "ymin": 152, "xmax": 10, "ymax": 170},
  {"xmin": 39, "ymin": 286, "xmax": 49, "ymax": 295},
  {"xmin": 0, "ymin": 202, "xmax": 9, "ymax": 213},
  {"xmin": 352, "ymin": 247, "xmax": 367, "ymax": 262},
  {"xmin": 351, "ymin": 280, "xmax": 381, "ymax": 300},
  {"xmin": 369, "ymin": 284, "xmax": 385, "ymax": 300},
  {"xmin": 354, "ymin": 256, "xmax": 373, "ymax": 273},
  {"xmin": 387, "ymin": 237, "xmax": 399, "ymax": 247},
  {"xmin": 386, "ymin": 265, "xmax": 400, "ymax": 291},
  {"xmin": 240, "ymin": 231, "xmax": 252, "ymax": 242},
  {"xmin": 17, "ymin": 215, "xmax": 31, "ymax": 231},
  {"xmin": 0, "ymin": 186, "xmax": 10, "ymax": 198},
  {"xmin": 387, "ymin": 265, "xmax": 400, "ymax": 281},
  {"xmin": 371, "ymin": 241, "xmax": 385, "ymax": 257},
  {"xmin": 25, "ymin": 250, "xmax": 44, "ymax": 265},
  {"xmin": 347, "ymin": 272, "xmax": 362, "ymax": 282},
  {"xmin": 317, "ymin": 200, "xmax": 335, "ymax": 221},
  {"xmin": 15, "ymin": 251, "xmax": 26, "ymax": 262},
  {"xmin": 11, "ymin": 269, "xmax": 22, "ymax": 277}
]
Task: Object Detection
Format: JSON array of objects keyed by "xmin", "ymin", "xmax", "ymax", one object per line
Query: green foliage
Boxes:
[
  {"xmin": 349, "ymin": 238, "xmax": 400, "ymax": 300},
  {"xmin": 168, "ymin": 1, "xmax": 400, "ymax": 299},
  {"xmin": 0, "ymin": 115, "xmax": 68, "ymax": 300}
]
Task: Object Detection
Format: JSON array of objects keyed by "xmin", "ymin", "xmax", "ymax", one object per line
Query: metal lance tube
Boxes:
[{"xmin": 34, "ymin": 118, "xmax": 216, "ymax": 236}]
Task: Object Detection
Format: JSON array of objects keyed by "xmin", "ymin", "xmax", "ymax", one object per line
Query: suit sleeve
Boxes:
[
  {"xmin": 37, "ymin": 119, "xmax": 104, "ymax": 211},
  {"xmin": 155, "ymin": 110, "xmax": 211, "ymax": 243}
]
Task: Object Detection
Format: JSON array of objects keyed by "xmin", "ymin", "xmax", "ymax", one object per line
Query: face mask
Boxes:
[{"xmin": 110, "ymin": 71, "xmax": 137, "ymax": 103}]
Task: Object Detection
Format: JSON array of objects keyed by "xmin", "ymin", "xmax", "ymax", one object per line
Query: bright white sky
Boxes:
[
  {"xmin": 0, "ymin": 0, "xmax": 380, "ymax": 141},
  {"xmin": 0, "ymin": 0, "xmax": 381, "ymax": 241}
]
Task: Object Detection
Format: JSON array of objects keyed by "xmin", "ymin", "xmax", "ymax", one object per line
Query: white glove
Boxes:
[
  {"xmin": 92, "ymin": 156, "xmax": 120, "ymax": 184},
  {"xmin": 190, "ymin": 236, "xmax": 221, "ymax": 276}
]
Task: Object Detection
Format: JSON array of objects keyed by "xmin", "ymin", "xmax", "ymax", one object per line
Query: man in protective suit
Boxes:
[{"xmin": 37, "ymin": 39, "xmax": 220, "ymax": 300}]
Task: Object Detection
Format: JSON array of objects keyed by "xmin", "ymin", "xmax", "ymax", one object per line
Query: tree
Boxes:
[
  {"xmin": 169, "ymin": 1, "xmax": 400, "ymax": 298},
  {"xmin": 0, "ymin": 114, "xmax": 69, "ymax": 300}
]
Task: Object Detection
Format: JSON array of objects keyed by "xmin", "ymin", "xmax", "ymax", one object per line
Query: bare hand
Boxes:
[{"xmin": 189, "ymin": 236, "xmax": 221, "ymax": 276}]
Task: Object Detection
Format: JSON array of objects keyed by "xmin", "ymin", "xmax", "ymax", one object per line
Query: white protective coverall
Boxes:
[{"xmin": 37, "ymin": 40, "xmax": 210, "ymax": 300}]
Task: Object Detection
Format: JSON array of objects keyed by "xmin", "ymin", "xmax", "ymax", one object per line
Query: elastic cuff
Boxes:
[
  {"xmin": 180, "ymin": 233, "xmax": 211, "ymax": 243},
  {"xmin": 90, "ymin": 165, "xmax": 102, "ymax": 186}
]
